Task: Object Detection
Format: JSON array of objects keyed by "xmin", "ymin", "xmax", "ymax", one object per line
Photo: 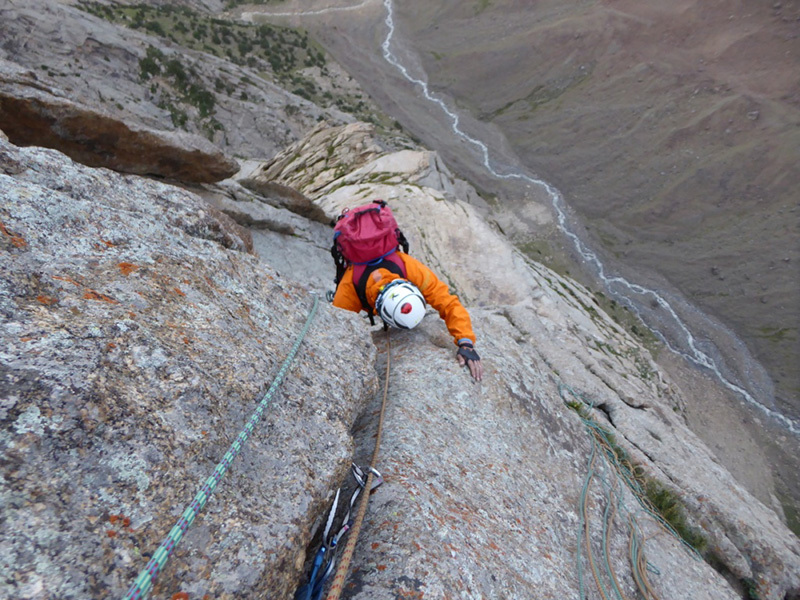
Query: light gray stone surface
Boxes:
[
  {"xmin": 0, "ymin": 137, "xmax": 377, "ymax": 599},
  {"xmin": 341, "ymin": 317, "xmax": 738, "ymax": 599},
  {"xmin": 280, "ymin": 122, "xmax": 800, "ymax": 600}
]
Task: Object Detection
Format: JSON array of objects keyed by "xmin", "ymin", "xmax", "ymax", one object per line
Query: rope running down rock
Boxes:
[
  {"xmin": 325, "ymin": 330, "xmax": 392, "ymax": 600},
  {"xmin": 122, "ymin": 294, "xmax": 319, "ymax": 600}
]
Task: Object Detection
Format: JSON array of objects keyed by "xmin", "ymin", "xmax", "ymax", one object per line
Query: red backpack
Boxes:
[{"xmin": 331, "ymin": 200, "xmax": 409, "ymax": 322}]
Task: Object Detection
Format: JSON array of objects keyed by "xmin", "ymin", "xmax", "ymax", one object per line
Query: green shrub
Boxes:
[
  {"xmin": 139, "ymin": 56, "xmax": 160, "ymax": 80},
  {"xmin": 644, "ymin": 479, "xmax": 707, "ymax": 552},
  {"xmin": 144, "ymin": 20, "xmax": 165, "ymax": 36},
  {"xmin": 165, "ymin": 59, "xmax": 188, "ymax": 90}
]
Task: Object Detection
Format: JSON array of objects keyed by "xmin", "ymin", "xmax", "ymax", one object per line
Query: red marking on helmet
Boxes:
[{"xmin": 401, "ymin": 302, "xmax": 413, "ymax": 314}]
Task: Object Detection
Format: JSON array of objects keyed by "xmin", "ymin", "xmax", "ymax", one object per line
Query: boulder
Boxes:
[
  {"xmin": 237, "ymin": 177, "xmax": 330, "ymax": 224},
  {"xmin": 0, "ymin": 58, "xmax": 239, "ymax": 184},
  {"xmin": 243, "ymin": 121, "xmax": 384, "ymax": 197}
]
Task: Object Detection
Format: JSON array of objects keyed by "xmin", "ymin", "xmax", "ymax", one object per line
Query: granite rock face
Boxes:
[
  {"xmin": 0, "ymin": 59, "xmax": 239, "ymax": 184},
  {"xmin": 0, "ymin": 136, "xmax": 378, "ymax": 599},
  {"xmin": 243, "ymin": 121, "xmax": 385, "ymax": 197},
  {"xmin": 1, "ymin": 120, "xmax": 799, "ymax": 599}
]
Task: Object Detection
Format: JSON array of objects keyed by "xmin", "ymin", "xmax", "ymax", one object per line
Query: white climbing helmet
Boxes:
[{"xmin": 375, "ymin": 280, "xmax": 426, "ymax": 329}]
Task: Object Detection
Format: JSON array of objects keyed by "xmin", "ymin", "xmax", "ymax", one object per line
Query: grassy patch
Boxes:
[
  {"xmin": 516, "ymin": 238, "xmax": 573, "ymax": 280},
  {"xmin": 135, "ymin": 44, "xmax": 221, "ymax": 131},
  {"xmin": 80, "ymin": 1, "xmax": 325, "ymax": 83},
  {"xmin": 592, "ymin": 290, "xmax": 662, "ymax": 356},
  {"xmin": 756, "ymin": 326, "xmax": 796, "ymax": 343},
  {"xmin": 643, "ymin": 479, "xmax": 707, "ymax": 552}
]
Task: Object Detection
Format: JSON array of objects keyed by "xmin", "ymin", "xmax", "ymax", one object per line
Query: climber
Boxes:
[
  {"xmin": 330, "ymin": 200, "xmax": 482, "ymax": 381},
  {"xmin": 331, "ymin": 241, "xmax": 483, "ymax": 382}
]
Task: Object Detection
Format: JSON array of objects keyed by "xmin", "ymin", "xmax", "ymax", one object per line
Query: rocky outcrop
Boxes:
[
  {"xmin": 0, "ymin": 0, "xmax": 352, "ymax": 161},
  {"xmin": 241, "ymin": 121, "xmax": 385, "ymax": 197},
  {"xmin": 0, "ymin": 59, "xmax": 239, "ymax": 184},
  {"xmin": 3, "ymin": 115, "xmax": 800, "ymax": 599},
  {"xmin": 235, "ymin": 160, "xmax": 329, "ymax": 224},
  {"xmin": 197, "ymin": 180, "xmax": 335, "ymax": 286},
  {"xmin": 0, "ymin": 136, "xmax": 378, "ymax": 599}
]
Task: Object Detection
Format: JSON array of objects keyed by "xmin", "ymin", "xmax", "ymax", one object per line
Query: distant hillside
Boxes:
[{"xmin": 380, "ymin": 0, "xmax": 800, "ymax": 417}]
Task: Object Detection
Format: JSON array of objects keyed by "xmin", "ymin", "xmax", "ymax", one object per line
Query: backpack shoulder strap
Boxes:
[
  {"xmin": 331, "ymin": 240, "xmax": 348, "ymax": 286},
  {"xmin": 353, "ymin": 254, "xmax": 406, "ymax": 325}
]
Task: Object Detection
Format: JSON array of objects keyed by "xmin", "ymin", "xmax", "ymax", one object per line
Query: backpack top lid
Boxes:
[{"xmin": 333, "ymin": 200, "xmax": 400, "ymax": 265}]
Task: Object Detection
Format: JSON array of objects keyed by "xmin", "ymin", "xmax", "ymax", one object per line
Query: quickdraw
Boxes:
[{"xmin": 295, "ymin": 465, "xmax": 384, "ymax": 600}]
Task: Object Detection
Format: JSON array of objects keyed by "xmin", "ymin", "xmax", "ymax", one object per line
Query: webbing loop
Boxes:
[
  {"xmin": 122, "ymin": 294, "xmax": 319, "ymax": 600},
  {"xmin": 325, "ymin": 330, "xmax": 392, "ymax": 600},
  {"xmin": 352, "ymin": 247, "xmax": 397, "ymax": 266}
]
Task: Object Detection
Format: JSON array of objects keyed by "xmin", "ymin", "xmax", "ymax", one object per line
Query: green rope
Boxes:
[
  {"xmin": 600, "ymin": 472, "xmax": 626, "ymax": 600},
  {"xmin": 561, "ymin": 381, "xmax": 702, "ymax": 600},
  {"xmin": 123, "ymin": 294, "xmax": 319, "ymax": 600},
  {"xmin": 560, "ymin": 382, "xmax": 702, "ymax": 559},
  {"xmin": 576, "ymin": 435, "xmax": 597, "ymax": 600}
]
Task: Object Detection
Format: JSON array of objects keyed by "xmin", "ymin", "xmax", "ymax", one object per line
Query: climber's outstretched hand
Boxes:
[{"xmin": 457, "ymin": 343, "xmax": 483, "ymax": 382}]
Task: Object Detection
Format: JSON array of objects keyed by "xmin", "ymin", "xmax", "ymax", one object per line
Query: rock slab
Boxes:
[{"xmin": 0, "ymin": 136, "xmax": 376, "ymax": 599}]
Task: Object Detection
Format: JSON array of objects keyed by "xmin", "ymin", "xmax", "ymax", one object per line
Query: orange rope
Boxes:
[{"xmin": 326, "ymin": 331, "xmax": 392, "ymax": 600}]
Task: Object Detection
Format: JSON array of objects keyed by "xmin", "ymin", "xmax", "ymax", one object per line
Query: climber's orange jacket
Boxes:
[{"xmin": 332, "ymin": 252, "xmax": 476, "ymax": 346}]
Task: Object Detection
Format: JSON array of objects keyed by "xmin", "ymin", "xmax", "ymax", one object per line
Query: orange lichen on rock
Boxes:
[
  {"xmin": 53, "ymin": 275, "xmax": 82, "ymax": 287},
  {"xmin": 0, "ymin": 220, "xmax": 27, "ymax": 248},
  {"xmin": 84, "ymin": 290, "xmax": 118, "ymax": 303},
  {"xmin": 171, "ymin": 592, "xmax": 189, "ymax": 600},
  {"xmin": 36, "ymin": 295, "xmax": 58, "ymax": 305},
  {"xmin": 106, "ymin": 530, "xmax": 117, "ymax": 538},
  {"xmin": 118, "ymin": 262, "xmax": 139, "ymax": 276}
]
